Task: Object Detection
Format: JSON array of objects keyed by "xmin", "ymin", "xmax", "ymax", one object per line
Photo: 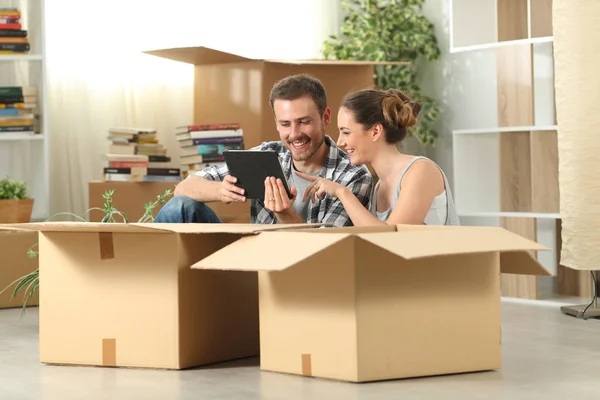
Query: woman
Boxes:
[{"xmin": 297, "ymin": 88, "xmax": 460, "ymax": 226}]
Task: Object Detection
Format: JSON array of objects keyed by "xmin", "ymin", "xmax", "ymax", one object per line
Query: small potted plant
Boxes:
[{"xmin": 0, "ymin": 176, "xmax": 33, "ymax": 223}]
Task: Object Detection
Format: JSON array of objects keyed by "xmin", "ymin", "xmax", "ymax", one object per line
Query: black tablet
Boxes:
[{"xmin": 223, "ymin": 150, "xmax": 293, "ymax": 200}]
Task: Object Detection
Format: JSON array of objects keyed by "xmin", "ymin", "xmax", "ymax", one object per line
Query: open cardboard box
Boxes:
[
  {"xmin": 0, "ymin": 227, "xmax": 39, "ymax": 309},
  {"xmin": 4, "ymin": 221, "xmax": 318, "ymax": 370},
  {"xmin": 191, "ymin": 223, "xmax": 551, "ymax": 382},
  {"xmin": 143, "ymin": 45, "xmax": 409, "ymax": 150}
]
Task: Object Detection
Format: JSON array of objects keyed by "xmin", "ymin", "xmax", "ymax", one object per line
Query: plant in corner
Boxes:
[
  {"xmin": 0, "ymin": 187, "xmax": 174, "ymax": 314},
  {"xmin": 0, "ymin": 175, "xmax": 34, "ymax": 223},
  {"xmin": 322, "ymin": 0, "xmax": 441, "ymax": 146}
]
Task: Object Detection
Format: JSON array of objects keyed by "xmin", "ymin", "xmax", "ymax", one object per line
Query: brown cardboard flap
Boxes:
[
  {"xmin": 144, "ymin": 46, "xmax": 251, "ymax": 65},
  {"xmin": 144, "ymin": 45, "xmax": 411, "ymax": 67},
  {"xmin": 291, "ymin": 225, "xmax": 397, "ymax": 234},
  {"xmin": 0, "ymin": 226, "xmax": 34, "ymax": 233},
  {"xmin": 3, "ymin": 222, "xmax": 162, "ymax": 233},
  {"xmin": 138, "ymin": 222, "xmax": 321, "ymax": 234},
  {"xmin": 191, "ymin": 231, "xmax": 351, "ymax": 271},
  {"xmin": 265, "ymin": 59, "xmax": 411, "ymax": 66},
  {"xmin": 357, "ymin": 226, "xmax": 551, "ymax": 275},
  {"xmin": 500, "ymin": 252, "xmax": 551, "ymax": 276},
  {"xmin": 358, "ymin": 227, "xmax": 548, "ymax": 256},
  {"xmin": 4, "ymin": 221, "xmax": 321, "ymax": 235},
  {"xmin": 193, "ymin": 225, "xmax": 551, "ymax": 275}
]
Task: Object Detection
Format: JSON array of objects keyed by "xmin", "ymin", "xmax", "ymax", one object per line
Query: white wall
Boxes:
[{"xmin": 126, "ymin": 0, "xmax": 341, "ymax": 60}]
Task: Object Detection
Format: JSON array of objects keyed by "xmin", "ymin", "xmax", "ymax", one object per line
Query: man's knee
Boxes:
[
  {"xmin": 163, "ymin": 195, "xmax": 203, "ymax": 212},
  {"xmin": 155, "ymin": 195, "xmax": 220, "ymax": 223},
  {"xmin": 155, "ymin": 195, "xmax": 202, "ymax": 223}
]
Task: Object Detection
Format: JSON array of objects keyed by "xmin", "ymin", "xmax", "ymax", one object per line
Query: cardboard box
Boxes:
[
  {"xmin": 89, "ymin": 181, "xmax": 250, "ymax": 223},
  {"xmin": 8, "ymin": 221, "xmax": 310, "ymax": 370},
  {"xmin": 0, "ymin": 227, "xmax": 39, "ymax": 309},
  {"xmin": 144, "ymin": 46, "xmax": 408, "ymax": 149},
  {"xmin": 192, "ymin": 224, "xmax": 551, "ymax": 382}
]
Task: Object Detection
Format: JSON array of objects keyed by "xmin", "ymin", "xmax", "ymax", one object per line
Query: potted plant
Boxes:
[
  {"xmin": 0, "ymin": 176, "xmax": 33, "ymax": 223},
  {"xmin": 322, "ymin": 0, "xmax": 442, "ymax": 147}
]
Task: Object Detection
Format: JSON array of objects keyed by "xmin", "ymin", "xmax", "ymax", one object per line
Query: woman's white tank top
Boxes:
[{"xmin": 369, "ymin": 156, "xmax": 461, "ymax": 226}]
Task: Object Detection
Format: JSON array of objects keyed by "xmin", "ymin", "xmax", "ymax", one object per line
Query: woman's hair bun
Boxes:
[{"xmin": 381, "ymin": 89, "xmax": 420, "ymax": 129}]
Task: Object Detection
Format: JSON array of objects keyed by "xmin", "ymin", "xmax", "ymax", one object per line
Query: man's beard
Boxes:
[{"xmin": 287, "ymin": 134, "xmax": 325, "ymax": 162}]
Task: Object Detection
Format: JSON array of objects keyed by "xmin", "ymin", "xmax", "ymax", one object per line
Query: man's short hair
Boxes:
[{"xmin": 269, "ymin": 74, "xmax": 327, "ymax": 116}]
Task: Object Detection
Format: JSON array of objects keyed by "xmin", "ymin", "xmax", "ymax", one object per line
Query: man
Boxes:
[{"xmin": 155, "ymin": 74, "xmax": 373, "ymax": 226}]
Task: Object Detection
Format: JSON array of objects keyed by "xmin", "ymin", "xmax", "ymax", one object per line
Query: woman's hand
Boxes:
[{"xmin": 296, "ymin": 172, "xmax": 345, "ymax": 203}]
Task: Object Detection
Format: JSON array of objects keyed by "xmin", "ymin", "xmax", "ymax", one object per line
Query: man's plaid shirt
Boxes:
[{"xmin": 192, "ymin": 135, "xmax": 373, "ymax": 227}]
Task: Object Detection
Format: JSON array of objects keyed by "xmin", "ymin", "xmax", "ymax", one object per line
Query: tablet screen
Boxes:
[{"xmin": 223, "ymin": 150, "xmax": 293, "ymax": 200}]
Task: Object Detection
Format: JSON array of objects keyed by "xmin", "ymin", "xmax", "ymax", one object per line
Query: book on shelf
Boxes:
[
  {"xmin": 104, "ymin": 127, "xmax": 181, "ymax": 182},
  {"xmin": 0, "ymin": 86, "xmax": 39, "ymax": 135},
  {"xmin": 0, "ymin": 8, "xmax": 29, "ymax": 55},
  {"xmin": 175, "ymin": 122, "xmax": 244, "ymax": 176}
]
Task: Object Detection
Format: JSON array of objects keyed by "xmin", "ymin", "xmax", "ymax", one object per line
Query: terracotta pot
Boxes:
[{"xmin": 0, "ymin": 198, "xmax": 34, "ymax": 223}]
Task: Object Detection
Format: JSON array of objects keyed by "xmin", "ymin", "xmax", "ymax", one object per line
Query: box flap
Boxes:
[
  {"xmin": 0, "ymin": 225, "xmax": 30, "ymax": 232},
  {"xmin": 192, "ymin": 231, "xmax": 351, "ymax": 271},
  {"xmin": 0, "ymin": 225, "xmax": 34, "ymax": 235},
  {"xmin": 4, "ymin": 221, "xmax": 320, "ymax": 234},
  {"xmin": 291, "ymin": 225, "xmax": 397, "ymax": 234},
  {"xmin": 0, "ymin": 222, "xmax": 158, "ymax": 233},
  {"xmin": 144, "ymin": 46, "xmax": 252, "ymax": 65},
  {"xmin": 357, "ymin": 226, "xmax": 551, "ymax": 275},
  {"xmin": 193, "ymin": 225, "xmax": 551, "ymax": 276},
  {"xmin": 264, "ymin": 59, "xmax": 411, "ymax": 66},
  {"xmin": 499, "ymin": 251, "xmax": 551, "ymax": 276},
  {"xmin": 143, "ymin": 45, "xmax": 411, "ymax": 67}
]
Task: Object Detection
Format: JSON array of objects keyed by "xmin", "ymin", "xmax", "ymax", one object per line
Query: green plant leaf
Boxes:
[
  {"xmin": 0, "ymin": 175, "xmax": 28, "ymax": 200},
  {"xmin": 321, "ymin": 0, "xmax": 441, "ymax": 147}
]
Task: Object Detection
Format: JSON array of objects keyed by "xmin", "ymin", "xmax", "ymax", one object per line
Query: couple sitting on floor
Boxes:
[{"xmin": 155, "ymin": 74, "xmax": 460, "ymax": 227}]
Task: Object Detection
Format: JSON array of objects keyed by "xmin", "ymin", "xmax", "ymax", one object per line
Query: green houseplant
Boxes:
[
  {"xmin": 322, "ymin": 0, "xmax": 442, "ymax": 146},
  {"xmin": 0, "ymin": 187, "xmax": 174, "ymax": 314},
  {"xmin": 0, "ymin": 176, "xmax": 34, "ymax": 223}
]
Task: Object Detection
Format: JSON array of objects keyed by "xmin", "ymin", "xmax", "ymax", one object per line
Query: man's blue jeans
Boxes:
[{"xmin": 154, "ymin": 195, "xmax": 222, "ymax": 223}]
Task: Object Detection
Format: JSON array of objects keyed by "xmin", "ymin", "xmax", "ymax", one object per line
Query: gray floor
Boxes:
[{"xmin": 1, "ymin": 297, "xmax": 600, "ymax": 400}]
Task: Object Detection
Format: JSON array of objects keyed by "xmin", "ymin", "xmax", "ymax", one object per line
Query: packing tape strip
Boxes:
[
  {"xmin": 301, "ymin": 354, "xmax": 312, "ymax": 377},
  {"xmin": 102, "ymin": 338, "xmax": 116, "ymax": 367},
  {"xmin": 99, "ymin": 232, "xmax": 114, "ymax": 260}
]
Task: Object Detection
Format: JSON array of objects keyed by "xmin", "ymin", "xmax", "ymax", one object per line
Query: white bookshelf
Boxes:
[
  {"xmin": 449, "ymin": 0, "xmax": 553, "ymax": 53},
  {"xmin": 448, "ymin": 0, "xmax": 558, "ymax": 298},
  {"xmin": 0, "ymin": 0, "xmax": 49, "ymax": 221}
]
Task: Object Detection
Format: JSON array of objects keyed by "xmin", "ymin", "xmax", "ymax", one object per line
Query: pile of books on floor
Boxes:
[
  {"xmin": 104, "ymin": 127, "xmax": 181, "ymax": 182},
  {"xmin": 175, "ymin": 122, "xmax": 244, "ymax": 178},
  {"xmin": 0, "ymin": 86, "xmax": 37, "ymax": 135},
  {"xmin": 0, "ymin": 7, "xmax": 29, "ymax": 55}
]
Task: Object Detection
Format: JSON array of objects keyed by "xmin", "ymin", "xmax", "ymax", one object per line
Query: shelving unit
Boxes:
[
  {"xmin": 448, "ymin": 0, "xmax": 566, "ymax": 299},
  {"xmin": 0, "ymin": 0, "xmax": 49, "ymax": 221}
]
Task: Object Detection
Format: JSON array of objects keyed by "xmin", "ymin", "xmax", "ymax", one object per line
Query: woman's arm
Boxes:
[
  {"xmin": 337, "ymin": 187, "xmax": 386, "ymax": 226},
  {"xmin": 385, "ymin": 159, "xmax": 445, "ymax": 225}
]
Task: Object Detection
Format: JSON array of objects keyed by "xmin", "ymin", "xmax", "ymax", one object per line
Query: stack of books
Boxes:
[
  {"xmin": 104, "ymin": 127, "xmax": 181, "ymax": 182},
  {"xmin": 0, "ymin": 7, "xmax": 29, "ymax": 55},
  {"xmin": 175, "ymin": 123, "xmax": 244, "ymax": 177},
  {"xmin": 0, "ymin": 86, "xmax": 37, "ymax": 135}
]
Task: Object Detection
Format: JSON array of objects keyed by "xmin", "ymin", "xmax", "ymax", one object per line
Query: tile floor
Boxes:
[{"xmin": 1, "ymin": 297, "xmax": 599, "ymax": 399}]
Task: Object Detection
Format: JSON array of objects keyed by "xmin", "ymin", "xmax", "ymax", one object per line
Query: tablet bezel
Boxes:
[{"xmin": 223, "ymin": 150, "xmax": 293, "ymax": 200}]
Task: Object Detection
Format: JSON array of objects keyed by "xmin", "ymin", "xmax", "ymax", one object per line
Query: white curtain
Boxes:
[
  {"xmin": 41, "ymin": 0, "xmax": 340, "ymax": 218},
  {"xmin": 553, "ymin": 0, "xmax": 600, "ymax": 271}
]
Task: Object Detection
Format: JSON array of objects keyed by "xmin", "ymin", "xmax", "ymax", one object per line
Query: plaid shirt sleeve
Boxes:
[
  {"xmin": 319, "ymin": 166, "xmax": 373, "ymax": 227},
  {"xmin": 189, "ymin": 143, "xmax": 265, "ymax": 182},
  {"xmin": 190, "ymin": 162, "xmax": 229, "ymax": 181}
]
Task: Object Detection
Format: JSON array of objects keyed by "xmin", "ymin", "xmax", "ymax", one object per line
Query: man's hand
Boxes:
[
  {"xmin": 264, "ymin": 176, "xmax": 302, "ymax": 223},
  {"xmin": 219, "ymin": 175, "xmax": 246, "ymax": 204}
]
